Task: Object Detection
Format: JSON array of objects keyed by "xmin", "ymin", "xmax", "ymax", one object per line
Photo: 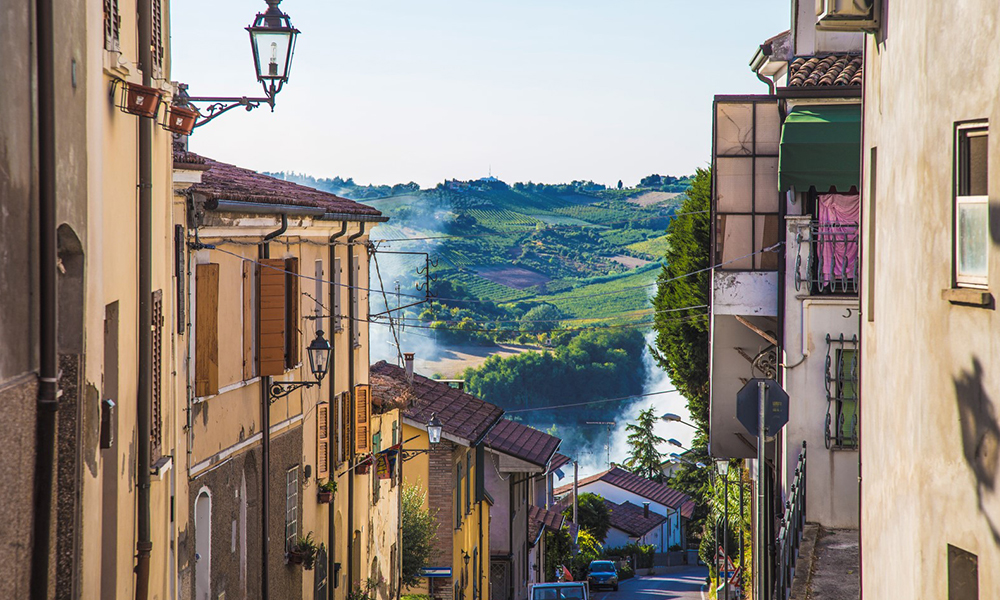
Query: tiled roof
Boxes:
[
  {"xmin": 176, "ymin": 149, "xmax": 383, "ymax": 218},
  {"xmin": 528, "ymin": 505, "xmax": 567, "ymax": 546},
  {"xmin": 787, "ymin": 54, "xmax": 862, "ymax": 87},
  {"xmin": 606, "ymin": 500, "xmax": 668, "ymax": 538},
  {"xmin": 553, "ymin": 467, "xmax": 696, "ymax": 519},
  {"xmin": 485, "ymin": 419, "xmax": 560, "ymax": 468},
  {"xmin": 370, "ymin": 361, "xmax": 504, "ymax": 445},
  {"xmin": 549, "ymin": 453, "xmax": 572, "ymax": 473}
]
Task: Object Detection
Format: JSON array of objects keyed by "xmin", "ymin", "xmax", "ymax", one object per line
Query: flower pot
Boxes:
[
  {"xmin": 317, "ymin": 490, "xmax": 333, "ymax": 504},
  {"xmin": 163, "ymin": 104, "xmax": 199, "ymax": 135},
  {"xmin": 120, "ymin": 82, "xmax": 162, "ymax": 118},
  {"xmin": 286, "ymin": 550, "xmax": 305, "ymax": 565}
]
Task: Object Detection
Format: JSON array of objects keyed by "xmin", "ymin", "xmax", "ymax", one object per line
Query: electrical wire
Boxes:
[{"xmin": 504, "ymin": 389, "xmax": 681, "ymax": 413}]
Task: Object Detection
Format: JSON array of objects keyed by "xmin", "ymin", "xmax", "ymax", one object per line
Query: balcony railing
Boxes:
[
  {"xmin": 775, "ymin": 442, "xmax": 807, "ymax": 600},
  {"xmin": 794, "ymin": 221, "xmax": 859, "ymax": 295}
]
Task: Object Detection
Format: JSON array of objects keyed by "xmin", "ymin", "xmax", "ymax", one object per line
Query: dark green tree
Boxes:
[
  {"xmin": 623, "ymin": 408, "xmax": 667, "ymax": 482},
  {"xmin": 401, "ymin": 484, "xmax": 437, "ymax": 587},
  {"xmin": 562, "ymin": 492, "xmax": 611, "ymax": 542},
  {"xmin": 651, "ymin": 166, "xmax": 711, "ymax": 429},
  {"xmin": 617, "ymin": 179, "xmax": 623, "ymax": 190}
]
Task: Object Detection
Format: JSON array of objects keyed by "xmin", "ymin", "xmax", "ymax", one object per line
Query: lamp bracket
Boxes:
[
  {"xmin": 176, "ymin": 81, "xmax": 282, "ymax": 128},
  {"xmin": 269, "ymin": 380, "xmax": 318, "ymax": 403}
]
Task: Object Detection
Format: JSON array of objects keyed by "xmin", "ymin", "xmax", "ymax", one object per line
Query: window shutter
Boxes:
[
  {"xmin": 103, "ymin": 0, "xmax": 120, "ymax": 51},
  {"xmin": 257, "ymin": 258, "xmax": 286, "ymax": 377},
  {"xmin": 354, "ymin": 384, "xmax": 371, "ymax": 455},
  {"xmin": 151, "ymin": 290, "xmax": 164, "ymax": 462},
  {"xmin": 284, "ymin": 257, "xmax": 300, "ymax": 369},
  {"xmin": 195, "ymin": 264, "xmax": 219, "ymax": 396},
  {"xmin": 151, "ymin": 0, "xmax": 164, "ymax": 72},
  {"xmin": 333, "ymin": 257, "xmax": 343, "ymax": 331},
  {"xmin": 242, "ymin": 260, "xmax": 255, "ymax": 381},
  {"xmin": 317, "ymin": 402, "xmax": 330, "ymax": 478},
  {"xmin": 339, "ymin": 392, "xmax": 349, "ymax": 464}
]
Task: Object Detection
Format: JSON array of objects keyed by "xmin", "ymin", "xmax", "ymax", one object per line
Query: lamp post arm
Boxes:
[{"xmin": 268, "ymin": 380, "xmax": 319, "ymax": 403}]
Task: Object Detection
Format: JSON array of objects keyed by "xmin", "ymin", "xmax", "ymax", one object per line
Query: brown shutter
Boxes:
[
  {"xmin": 242, "ymin": 260, "xmax": 255, "ymax": 381},
  {"xmin": 317, "ymin": 402, "xmax": 330, "ymax": 478},
  {"xmin": 151, "ymin": 290, "xmax": 164, "ymax": 462},
  {"xmin": 354, "ymin": 384, "xmax": 371, "ymax": 455},
  {"xmin": 339, "ymin": 392, "xmax": 349, "ymax": 464},
  {"xmin": 195, "ymin": 264, "xmax": 219, "ymax": 396},
  {"xmin": 285, "ymin": 257, "xmax": 300, "ymax": 369},
  {"xmin": 257, "ymin": 258, "xmax": 286, "ymax": 377}
]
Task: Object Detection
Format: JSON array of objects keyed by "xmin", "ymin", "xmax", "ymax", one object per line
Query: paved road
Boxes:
[{"xmin": 590, "ymin": 566, "xmax": 708, "ymax": 600}]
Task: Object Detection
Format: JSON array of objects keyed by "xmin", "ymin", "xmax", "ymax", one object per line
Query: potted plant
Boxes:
[
  {"xmin": 115, "ymin": 80, "xmax": 163, "ymax": 118},
  {"xmin": 317, "ymin": 479, "xmax": 336, "ymax": 504},
  {"xmin": 286, "ymin": 532, "xmax": 318, "ymax": 570},
  {"xmin": 162, "ymin": 103, "xmax": 199, "ymax": 135}
]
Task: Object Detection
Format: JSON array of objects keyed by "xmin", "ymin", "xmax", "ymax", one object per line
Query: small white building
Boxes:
[{"xmin": 603, "ymin": 500, "xmax": 669, "ymax": 551}]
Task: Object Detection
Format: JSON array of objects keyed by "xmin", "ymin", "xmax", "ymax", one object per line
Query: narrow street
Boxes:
[{"xmin": 590, "ymin": 566, "xmax": 708, "ymax": 600}]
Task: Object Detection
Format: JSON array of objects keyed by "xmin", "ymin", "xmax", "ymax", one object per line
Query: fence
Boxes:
[{"xmin": 774, "ymin": 442, "xmax": 807, "ymax": 600}]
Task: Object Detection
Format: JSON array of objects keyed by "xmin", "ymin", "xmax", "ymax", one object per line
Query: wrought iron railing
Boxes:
[
  {"xmin": 774, "ymin": 442, "xmax": 807, "ymax": 600},
  {"xmin": 825, "ymin": 334, "xmax": 859, "ymax": 449},
  {"xmin": 794, "ymin": 221, "xmax": 859, "ymax": 295}
]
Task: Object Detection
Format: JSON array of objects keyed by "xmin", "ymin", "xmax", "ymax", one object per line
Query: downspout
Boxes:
[
  {"xmin": 135, "ymin": 0, "xmax": 155, "ymax": 594},
  {"xmin": 260, "ymin": 214, "xmax": 288, "ymax": 600},
  {"xmin": 346, "ymin": 222, "xmax": 366, "ymax": 590},
  {"xmin": 29, "ymin": 0, "xmax": 58, "ymax": 595},
  {"xmin": 857, "ymin": 39, "xmax": 868, "ymax": 600},
  {"xmin": 327, "ymin": 221, "xmax": 347, "ymax": 600}
]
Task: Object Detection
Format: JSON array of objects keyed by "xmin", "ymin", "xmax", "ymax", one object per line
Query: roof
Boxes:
[
  {"xmin": 528, "ymin": 505, "xmax": 567, "ymax": 547},
  {"xmin": 175, "ymin": 148, "xmax": 383, "ymax": 218},
  {"xmin": 549, "ymin": 453, "xmax": 572, "ymax": 473},
  {"xmin": 370, "ymin": 361, "xmax": 504, "ymax": 446},
  {"xmin": 553, "ymin": 467, "xmax": 696, "ymax": 519},
  {"xmin": 787, "ymin": 54, "xmax": 862, "ymax": 87},
  {"xmin": 485, "ymin": 419, "xmax": 560, "ymax": 468},
  {"xmin": 606, "ymin": 500, "xmax": 668, "ymax": 538}
]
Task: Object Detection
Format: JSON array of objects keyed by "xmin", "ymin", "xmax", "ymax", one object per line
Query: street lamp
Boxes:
[
  {"xmin": 667, "ymin": 438, "xmax": 692, "ymax": 452},
  {"xmin": 427, "ymin": 413, "xmax": 443, "ymax": 445},
  {"xmin": 661, "ymin": 413, "xmax": 698, "ymax": 429},
  {"xmin": 716, "ymin": 459, "xmax": 732, "ymax": 600},
  {"xmin": 268, "ymin": 330, "xmax": 330, "ymax": 402},
  {"xmin": 178, "ymin": 0, "xmax": 301, "ymax": 128}
]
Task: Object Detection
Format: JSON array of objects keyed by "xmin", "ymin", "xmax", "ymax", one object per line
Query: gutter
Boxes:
[
  {"xmin": 775, "ymin": 86, "xmax": 862, "ymax": 99},
  {"xmin": 327, "ymin": 222, "xmax": 347, "ymax": 599},
  {"xmin": 202, "ymin": 198, "xmax": 388, "ymax": 222},
  {"xmin": 134, "ymin": 0, "xmax": 155, "ymax": 593},
  {"xmin": 345, "ymin": 222, "xmax": 367, "ymax": 590},
  {"xmin": 30, "ymin": 0, "xmax": 58, "ymax": 595}
]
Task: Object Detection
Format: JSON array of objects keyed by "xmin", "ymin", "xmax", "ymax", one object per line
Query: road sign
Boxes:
[{"xmin": 736, "ymin": 378, "xmax": 789, "ymax": 436}]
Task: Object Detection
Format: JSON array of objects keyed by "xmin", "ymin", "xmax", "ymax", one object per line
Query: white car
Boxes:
[{"xmin": 529, "ymin": 582, "xmax": 590, "ymax": 600}]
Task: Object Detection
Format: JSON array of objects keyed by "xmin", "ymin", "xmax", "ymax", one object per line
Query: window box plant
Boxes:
[
  {"xmin": 317, "ymin": 479, "xmax": 336, "ymax": 504},
  {"xmin": 286, "ymin": 532, "xmax": 317, "ymax": 570},
  {"xmin": 162, "ymin": 103, "xmax": 199, "ymax": 135},
  {"xmin": 113, "ymin": 80, "xmax": 163, "ymax": 119}
]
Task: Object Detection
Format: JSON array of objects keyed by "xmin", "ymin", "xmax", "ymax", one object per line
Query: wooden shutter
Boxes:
[
  {"xmin": 317, "ymin": 402, "xmax": 330, "ymax": 478},
  {"xmin": 151, "ymin": 290, "xmax": 164, "ymax": 462},
  {"xmin": 285, "ymin": 257, "xmax": 300, "ymax": 369},
  {"xmin": 354, "ymin": 384, "xmax": 371, "ymax": 455},
  {"xmin": 195, "ymin": 263, "xmax": 219, "ymax": 396},
  {"xmin": 333, "ymin": 257, "xmax": 342, "ymax": 331},
  {"xmin": 257, "ymin": 258, "xmax": 286, "ymax": 377},
  {"xmin": 338, "ymin": 392, "xmax": 349, "ymax": 464},
  {"xmin": 242, "ymin": 260, "xmax": 255, "ymax": 381}
]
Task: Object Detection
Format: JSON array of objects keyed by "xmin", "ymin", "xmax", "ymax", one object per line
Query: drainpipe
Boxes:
[
  {"xmin": 327, "ymin": 221, "xmax": 347, "ymax": 600},
  {"xmin": 29, "ymin": 0, "xmax": 58, "ymax": 595},
  {"xmin": 260, "ymin": 214, "xmax": 288, "ymax": 600},
  {"xmin": 346, "ymin": 222, "xmax": 366, "ymax": 590},
  {"xmin": 134, "ymin": 0, "xmax": 155, "ymax": 594}
]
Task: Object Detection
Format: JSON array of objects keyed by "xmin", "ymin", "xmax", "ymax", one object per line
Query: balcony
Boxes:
[{"xmin": 794, "ymin": 220, "xmax": 859, "ymax": 296}]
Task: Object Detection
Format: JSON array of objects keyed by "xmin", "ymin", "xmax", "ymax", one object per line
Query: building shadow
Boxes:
[{"xmin": 952, "ymin": 358, "xmax": 1000, "ymax": 545}]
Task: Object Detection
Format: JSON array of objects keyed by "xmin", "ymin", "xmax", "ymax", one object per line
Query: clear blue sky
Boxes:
[{"xmin": 171, "ymin": 1, "xmax": 789, "ymax": 187}]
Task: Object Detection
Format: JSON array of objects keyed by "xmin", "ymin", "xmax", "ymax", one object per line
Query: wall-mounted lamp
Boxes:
[{"xmin": 268, "ymin": 330, "xmax": 330, "ymax": 403}]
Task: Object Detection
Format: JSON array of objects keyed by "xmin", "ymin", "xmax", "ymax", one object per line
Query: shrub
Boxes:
[{"xmin": 603, "ymin": 542, "xmax": 655, "ymax": 568}]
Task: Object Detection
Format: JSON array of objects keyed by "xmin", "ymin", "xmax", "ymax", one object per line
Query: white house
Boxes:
[{"xmin": 603, "ymin": 500, "xmax": 669, "ymax": 550}]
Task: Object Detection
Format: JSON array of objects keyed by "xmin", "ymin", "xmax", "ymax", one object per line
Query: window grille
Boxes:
[
  {"xmin": 825, "ymin": 334, "xmax": 858, "ymax": 449},
  {"xmin": 286, "ymin": 467, "xmax": 299, "ymax": 550},
  {"xmin": 489, "ymin": 559, "xmax": 509, "ymax": 600},
  {"xmin": 151, "ymin": 290, "xmax": 163, "ymax": 462},
  {"xmin": 151, "ymin": 0, "xmax": 165, "ymax": 73},
  {"xmin": 795, "ymin": 221, "xmax": 859, "ymax": 295},
  {"xmin": 103, "ymin": 0, "xmax": 120, "ymax": 51}
]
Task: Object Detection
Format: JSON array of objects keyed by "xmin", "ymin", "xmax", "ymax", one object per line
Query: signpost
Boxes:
[{"xmin": 736, "ymin": 378, "xmax": 789, "ymax": 600}]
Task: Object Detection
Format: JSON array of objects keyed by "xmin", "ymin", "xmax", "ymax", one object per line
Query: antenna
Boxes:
[{"xmin": 585, "ymin": 421, "xmax": 616, "ymax": 468}]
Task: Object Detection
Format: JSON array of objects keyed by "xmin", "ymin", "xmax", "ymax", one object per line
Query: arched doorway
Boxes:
[{"xmin": 195, "ymin": 488, "xmax": 212, "ymax": 600}]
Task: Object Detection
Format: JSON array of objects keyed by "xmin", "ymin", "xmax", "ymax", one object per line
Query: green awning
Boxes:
[{"xmin": 778, "ymin": 105, "xmax": 861, "ymax": 192}]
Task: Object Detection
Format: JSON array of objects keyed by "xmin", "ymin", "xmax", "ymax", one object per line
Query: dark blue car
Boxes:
[{"xmin": 586, "ymin": 560, "xmax": 619, "ymax": 591}]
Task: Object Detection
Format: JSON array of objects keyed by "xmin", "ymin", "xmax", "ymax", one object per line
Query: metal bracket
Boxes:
[{"xmin": 268, "ymin": 380, "xmax": 318, "ymax": 404}]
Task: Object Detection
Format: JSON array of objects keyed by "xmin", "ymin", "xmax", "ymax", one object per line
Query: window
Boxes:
[
  {"xmin": 284, "ymin": 257, "xmax": 300, "ymax": 369},
  {"xmin": 955, "ymin": 123, "xmax": 989, "ymax": 287},
  {"xmin": 456, "ymin": 463, "xmax": 463, "ymax": 529},
  {"xmin": 465, "ymin": 451, "xmax": 472, "ymax": 515},
  {"xmin": 285, "ymin": 467, "xmax": 299, "ymax": 551},
  {"xmin": 151, "ymin": 290, "xmax": 163, "ymax": 462},
  {"xmin": 333, "ymin": 257, "xmax": 343, "ymax": 332},
  {"xmin": 103, "ymin": 0, "xmax": 120, "ymax": 51},
  {"xmin": 151, "ymin": 0, "xmax": 164, "ymax": 74},
  {"xmin": 825, "ymin": 335, "xmax": 858, "ymax": 449},
  {"xmin": 351, "ymin": 253, "xmax": 362, "ymax": 347}
]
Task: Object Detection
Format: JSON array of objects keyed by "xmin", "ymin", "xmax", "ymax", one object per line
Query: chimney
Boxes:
[
  {"xmin": 643, "ymin": 502, "xmax": 650, "ymax": 518},
  {"xmin": 403, "ymin": 353, "xmax": 414, "ymax": 383}
]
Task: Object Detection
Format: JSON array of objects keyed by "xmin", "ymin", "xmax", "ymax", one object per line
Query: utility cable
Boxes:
[{"xmin": 504, "ymin": 389, "xmax": 681, "ymax": 414}]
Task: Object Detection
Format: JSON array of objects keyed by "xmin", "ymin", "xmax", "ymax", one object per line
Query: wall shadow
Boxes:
[{"xmin": 952, "ymin": 358, "xmax": 1000, "ymax": 545}]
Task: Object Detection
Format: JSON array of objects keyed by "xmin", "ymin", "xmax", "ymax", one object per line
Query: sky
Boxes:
[{"xmin": 171, "ymin": 0, "xmax": 790, "ymax": 188}]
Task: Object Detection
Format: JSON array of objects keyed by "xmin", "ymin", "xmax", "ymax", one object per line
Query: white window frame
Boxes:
[
  {"xmin": 285, "ymin": 467, "xmax": 298, "ymax": 551},
  {"xmin": 955, "ymin": 122, "xmax": 989, "ymax": 288}
]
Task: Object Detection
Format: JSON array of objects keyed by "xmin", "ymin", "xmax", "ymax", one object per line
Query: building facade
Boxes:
[{"xmin": 860, "ymin": 1, "xmax": 999, "ymax": 595}]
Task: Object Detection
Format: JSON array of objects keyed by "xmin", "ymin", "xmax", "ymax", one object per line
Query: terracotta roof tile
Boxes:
[
  {"xmin": 528, "ymin": 505, "xmax": 567, "ymax": 546},
  {"xmin": 549, "ymin": 453, "xmax": 572, "ymax": 473},
  {"xmin": 787, "ymin": 54, "xmax": 862, "ymax": 87},
  {"xmin": 177, "ymin": 149, "xmax": 383, "ymax": 217},
  {"xmin": 553, "ymin": 466, "xmax": 696, "ymax": 519},
  {"xmin": 607, "ymin": 500, "xmax": 668, "ymax": 538},
  {"xmin": 370, "ymin": 361, "xmax": 504, "ymax": 445},
  {"xmin": 485, "ymin": 419, "xmax": 561, "ymax": 467}
]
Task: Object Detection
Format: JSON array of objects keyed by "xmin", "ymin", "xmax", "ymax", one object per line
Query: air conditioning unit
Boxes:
[{"xmin": 816, "ymin": 0, "xmax": 879, "ymax": 32}]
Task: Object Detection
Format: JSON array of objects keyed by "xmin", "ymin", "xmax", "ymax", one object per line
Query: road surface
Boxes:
[{"xmin": 590, "ymin": 565, "xmax": 709, "ymax": 600}]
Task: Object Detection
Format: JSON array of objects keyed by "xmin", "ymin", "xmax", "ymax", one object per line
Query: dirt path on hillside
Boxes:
[{"xmin": 413, "ymin": 342, "xmax": 540, "ymax": 378}]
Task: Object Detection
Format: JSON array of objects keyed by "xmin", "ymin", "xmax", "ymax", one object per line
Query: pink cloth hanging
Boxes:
[{"xmin": 816, "ymin": 193, "xmax": 859, "ymax": 290}]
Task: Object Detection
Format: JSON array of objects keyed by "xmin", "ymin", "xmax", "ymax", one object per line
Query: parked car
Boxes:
[
  {"xmin": 586, "ymin": 560, "xmax": 619, "ymax": 591},
  {"xmin": 529, "ymin": 582, "xmax": 590, "ymax": 600}
]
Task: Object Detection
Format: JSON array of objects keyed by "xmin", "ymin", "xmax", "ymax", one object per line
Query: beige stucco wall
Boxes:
[{"xmin": 861, "ymin": 2, "xmax": 1000, "ymax": 595}]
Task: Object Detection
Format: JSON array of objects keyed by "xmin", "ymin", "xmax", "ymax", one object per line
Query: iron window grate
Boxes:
[{"xmin": 825, "ymin": 334, "xmax": 859, "ymax": 449}]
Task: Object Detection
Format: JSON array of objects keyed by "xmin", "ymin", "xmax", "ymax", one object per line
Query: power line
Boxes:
[
  {"xmin": 379, "ymin": 304, "xmax": 707, "ymax": 326},
  {"xmin": 504, "ymin": 389, "xmax": 681, "ymax": 413}
]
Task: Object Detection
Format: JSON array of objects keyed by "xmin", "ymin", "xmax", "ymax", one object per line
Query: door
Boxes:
[{"xmin": 195, "ymin": 489, "xmax": 212, "ymax": 600}]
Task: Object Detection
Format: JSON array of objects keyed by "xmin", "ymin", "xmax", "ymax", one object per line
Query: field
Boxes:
[
  {"xmin": 474, "ymin": 265, "xmax": 550, "ymax": 289},
  {"xmin": 627, "ymin": 233, "xmax": 672, "ymax": 259}
]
